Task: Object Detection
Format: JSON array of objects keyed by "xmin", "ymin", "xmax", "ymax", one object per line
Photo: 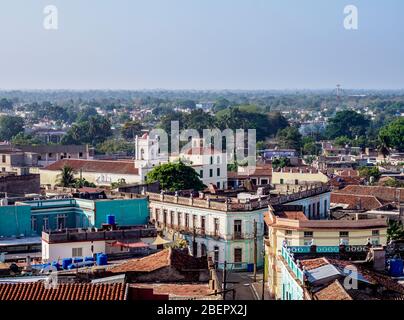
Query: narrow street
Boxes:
[{"xmin": 216, "ymin": 270, "xmax": 273, "ymax": 300}]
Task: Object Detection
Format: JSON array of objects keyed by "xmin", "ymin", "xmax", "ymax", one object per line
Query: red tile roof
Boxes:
[
  {"xmin": 131, "ymin": 283, "xmax": 212, "ymax": 297},
  {"xmin": 300, "ymin": 258, "xmax": 330, "ymax": 271},
  {"xmin": 0, "ymin": 282, "xmax": 127, "ymax": 301},
  {"xmin": 43, "ymin": 159, "xmax": 139, "ymax": 175},
  {"xmin": 331, "ymin": 193, "xmax": 383, "ymax": 210},
  {"xmin": 335, "ymin": 186, "xmax": 404, "ymax": 203},
  {"xmin": 110, "ymin": 248, "xmax": 207, "ymax": 274},
  {"xmin": 335, "ymin": 169, "xmax": 359, "ymax": 177},
  {"xmin": 277, "ymin": 211, "xmax": 308, "ymax": 221},
  {"xmin": 329, "ymin": 176, "xmax": 362, "ymax": 189},
  {"xmin": 314, "ymin": 280, "xmax": 352, "ymax": 300},
  {"xmin": 275, "ymin": 167, "xmax": 319, "ymax": 174}
]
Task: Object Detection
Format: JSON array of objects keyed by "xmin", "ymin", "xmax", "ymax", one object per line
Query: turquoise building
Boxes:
[{"xmin": 0, "ymin": 197, "xmax": 149, "ymax": 238}]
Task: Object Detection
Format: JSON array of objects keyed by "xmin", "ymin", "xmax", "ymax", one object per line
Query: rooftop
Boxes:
[
  {"xmin": 42, "ymin": 225, "xmax": 157, "ymax": 244},
  {"xmin": 110, "ymin": 248, "xmax": 207, "ymax": 274},
  {"xmin": 131, "ymin": 283, "xmax": 212, "ymax": 298},
  {"xmin": 334, "ymin": 185, "xmax": 404, "ymax": 203},
  {"xmin": 330, "ymin": 193, "xmax": 383, "ymax": 211},
  {"xmin": 147, "ymin": 184, "xmax": 331, "ymax": 212},
  {"xmin": 0, "ymin": 282, "xmax": 127, "ymax": 300},
  {"xmin": 43, "ymin": 159, "xmax": 139, "ymax": 175}
]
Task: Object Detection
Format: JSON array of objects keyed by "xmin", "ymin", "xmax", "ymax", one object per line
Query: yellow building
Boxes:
[
  {"xmin": 272, "ymin": 167, "xmax": 329, "ymax": 185},
  {"xmin": 263, "ymin": 205, "xmax": 388, "ymax": 299}
]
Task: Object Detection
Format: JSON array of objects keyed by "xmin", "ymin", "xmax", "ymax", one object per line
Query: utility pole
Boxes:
[
  {"xmin": 262, "ymin": 249, "xmax": 266, "ymax": 301},
  {"xmin": 253, "ymin": 220, "xmax": 257, "ymax": 282},
  {"xmin": 223, "ymin": 260, "xmax": 227, "ymax": 300}
]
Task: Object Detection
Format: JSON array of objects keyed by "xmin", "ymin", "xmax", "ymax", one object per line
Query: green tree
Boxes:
[
  {"xmin": 302, "ymin": 137, "xmax": 321, "ymax": 156},
  {"xmin": 146, "ymin": 162, "xmax": 205, "ymax": 191},
  {"xmin": 387, "ymin": 221, "xmax": 404, "ymax": 242},
  {"xmin": 276, "ymin": 127, "xmax": 303, "ymax": 151},
  {"xmin": 111, "ymin": 178, "xmax": 127, "ymax": 189},
  {"xmin": 96, "ymin": 139, "xmax": 134, "ymax": 155},
  {"xmin": 378, "ymin": 117, "xmax": 404, "ymax": 152},
  {"xmin": 57, "ymin": 165, "xmax": 76, "ymax": 187},
  {"xmin": 0, "ymin": 115, "xmax": 24, "ymax": 141},
  {"xmin": 334, "ymin": 136, "xmax": 351, "ymax": 147},
  {"xmin": 383, "ymin": 178, "xmax": 404, "ymax": 188},
  {"xmin": 272, "ymin": 157, "xmax": 291, "ymax": 170},
  {"xmin": 121, "ymin": 121, "xmax": 143, "ymax": 140},
  {"xmin": 74, "ymin": 178, "xmax": 96, "ymax": 188},
  {"xmin": 326, "ymin": 110, "xmax": 370, "ymax": 139},
  {"xmin": 62, "ymin": 115, "xmax": 112, "ymax": 146},
  {"xmin": 0, "ymin": 98, "xmax": 13, "ymax": 110},
  {"xmin": 76, "ymin": 107, "xmax": 98, "ymax": 122},
  {"xmin": 358, "ymin": 167, "xmax": 381, "ymax": 183},
  {"xmin": 11, "ymin": 133, "xmax": 41, "ymax": 146}
]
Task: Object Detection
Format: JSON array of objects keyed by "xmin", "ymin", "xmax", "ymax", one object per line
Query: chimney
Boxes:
[{"xmin": 369, "ymin": 247, "xmax": 386, "ymax": 272}]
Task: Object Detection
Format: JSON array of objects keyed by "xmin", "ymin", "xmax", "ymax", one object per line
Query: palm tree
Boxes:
[
  {"xmin": 57, "ymin": 165, "xmax": 76, "ymax": 187},
  {"xmin": 387, "ymin": 221, "xmax": 404, "ymax": 242},
  {"xmin": 378, "ymin": 135, "xmax": 390, "ymax": 160}
]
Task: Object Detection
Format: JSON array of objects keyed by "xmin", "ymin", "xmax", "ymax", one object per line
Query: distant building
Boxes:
[
  {"xmin": 42, "ymin": 224, "xmax": 157, "ymax": 262},
  {"xmin": 0, "ymin": 149, "xmax": 39, "ymax": 175},
  {"xmin": 147, "ymin": 184, "xmax": 330, "ymax": 271},
  {"xmin": 40, "ymin": 159, "xmax": 141, "ymax": 187},
  {"xmin": 0, "ymin": 282, "xmax": 128, "ymax": 301},
  {"xmin": 17, "ymin": 144, "xmax": 93, "ymax": 167},
  {"xmin": 277, "ymin": 245, "xmax": 404, "ymax": 300},
  {"xmin": 169, "ymin": 138, "xmax": 228, "ymax": 189},
  {"xmin": 0, "ymin": 174, "xmax": 40, "ymax": 196},
  {"xmin": 0, "ymin": 196, "xmax": 149, "ymax": 238},
  {"xmin": 272, "ymin": 167, "xmax": 329, "ymax": 185},
  {"xmin": 262, "ymin": 149, "xmax": 297, "ymax": 160}
]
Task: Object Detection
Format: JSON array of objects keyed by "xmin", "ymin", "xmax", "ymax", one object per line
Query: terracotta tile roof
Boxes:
[
  {"xmin": 314, "ymin": 280, "xmax": 352, "ymax": 300},
  {"xmin": 131, "ymin": 283, "xmax": 212, "ymax": 297},
  {"xmin": 43, "ymin": 159, "xmax": 139, "ymax": 175},
  {"xmin": 331, "ymin": 193, "xmax": 383, "ymax": 210},
  {"xmin": 277, "ymin": 211, "xmax": 308, "ymax": 221},
  {"xmin": 274, "ymin": 167, "xmax": 319, "ymax": 174},
  {"xmin": 227, "ymin": 169, "xmax": 272, "ymax": 179},
  {"xmin": 110, "ymin": 248, "xmax": 207, "ymax": 274},
  {"xmin": 0, "ymin": 282, "xmax": 127, "ymax": 300},
  {"xmin": 329, "ymin": 176, "xmax": 362, "ymax": 188},
  {"xmin": 183, "ymin": 147, "xmax": 222, "ymax": 155},
  {"xmin": 335, "ymin": 185, "xmax": 404, "ymax": 203},
  {"xmin": 335, "ymin": 169, "xmax": 359, "ymax": 177},
  {"xmin": 300, "ymin": 258, "xmax": 330, "ymax": 271}
]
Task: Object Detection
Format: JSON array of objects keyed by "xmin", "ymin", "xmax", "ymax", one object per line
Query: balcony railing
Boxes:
[
  {"xmin": 281, "ymin": 246, "xmax": 305, "ymax": 283},
  {"xmin": 147, "ymin": 185, "xmax": 331, "ymax": 212}
]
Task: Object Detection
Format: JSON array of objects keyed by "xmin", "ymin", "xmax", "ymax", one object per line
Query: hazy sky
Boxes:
[{"xmin": 0, "ymin": 0, "xmax": 403, "ymax": 90}]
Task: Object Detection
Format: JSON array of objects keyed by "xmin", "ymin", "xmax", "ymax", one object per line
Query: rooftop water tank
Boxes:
[
  {"xmin": 73, "ymin": 257, "xmax": 83, "ymax": 264},
  {"xmin": 389, "ymin": 259, "xmax": 404, "ymax": 277},
  {"xmin": 107, "ymin": 215, "xmax": 116, "ymax": 225},
  {"xmin": 62, "ymin": 258, "xmax": 73, "ymax": 270},
  {"xmin": 51, "ymin": 261, "xmax": 60, "ymax": 270},
  {"xmin": 96, "ymin": 253, "xmax": 108, "ymax": 266}
]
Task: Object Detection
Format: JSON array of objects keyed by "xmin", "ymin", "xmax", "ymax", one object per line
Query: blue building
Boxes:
[{"xmin": 0, "ymin": 197, "xmax": 149, "ymax": 238}]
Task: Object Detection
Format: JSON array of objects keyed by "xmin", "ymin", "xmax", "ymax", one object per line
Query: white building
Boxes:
[
  {"xmin": 148, "ymin": 192, "xmax": 265, "ymax": 271},
  {"xmin": 137, "ymin": 135, "xmax": 228, "ymax": 189},
  {"xmin": 41, "ymin": 226, "xmax": 157, "ymax": 262}
]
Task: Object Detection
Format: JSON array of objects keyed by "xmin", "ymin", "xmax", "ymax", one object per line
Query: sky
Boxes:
[{"xmin": 0, "ymin": 0, "xmax": 403, "ymax": 90}]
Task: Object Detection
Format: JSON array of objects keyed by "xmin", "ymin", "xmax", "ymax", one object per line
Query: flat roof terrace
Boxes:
[
  {"xmin": 147, "ymin": 185, "xmax": 331, "ymax": 212},
  {"xmin": 42, "ymin": 225, "xmax": 157, "ymax": 244}
]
